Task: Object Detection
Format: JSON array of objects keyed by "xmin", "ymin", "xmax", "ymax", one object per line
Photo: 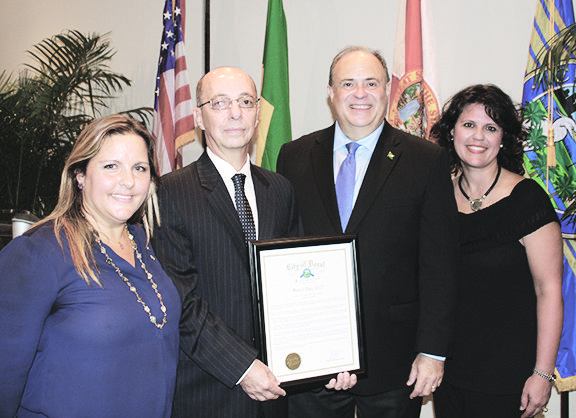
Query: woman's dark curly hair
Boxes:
[{"xmin": 430, "ymin": 84, "xmax": 526, "ymax": 175}]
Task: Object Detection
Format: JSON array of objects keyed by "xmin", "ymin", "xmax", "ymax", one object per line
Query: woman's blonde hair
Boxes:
[{"xmin": 34, "ymin": 114, "xmax": 160, "ymax": 286}]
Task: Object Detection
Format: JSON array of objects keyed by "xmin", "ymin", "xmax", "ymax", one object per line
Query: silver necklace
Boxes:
[
  {"xmin": 94, "ymin": 227, "xmax": 167, "ymax": 329},
  {"xmin": 458, "ymin": 165, "xmax": 501, "ymax": 212}
]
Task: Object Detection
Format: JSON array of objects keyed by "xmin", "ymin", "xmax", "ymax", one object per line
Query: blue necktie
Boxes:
[
  {"xmin": 232, "ymin": 173, "xmax": 257, "ymax": 243},
  {"xmin": 335, "ymin": 142, "xmax": 360, "ymax": 231}
]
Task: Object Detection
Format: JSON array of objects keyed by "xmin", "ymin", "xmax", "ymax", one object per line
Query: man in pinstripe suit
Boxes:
[{"xmin": 151, "ymin": 67, "xmax": 299, "ymax": 417}]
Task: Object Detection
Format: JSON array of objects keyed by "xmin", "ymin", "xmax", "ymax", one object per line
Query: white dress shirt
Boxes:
[
  {"xmin": 333, "ymin": 121, "xmax": 384, "ymax": 207},
  {"xmin": 207, "ymin": 148, "xmax": 259, "ymax": 237}
]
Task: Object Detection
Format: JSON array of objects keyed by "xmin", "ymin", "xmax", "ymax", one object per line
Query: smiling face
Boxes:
[
  {"xmin": 194, "ymin": 67, "xmax": 259, "ymax": 161},
  {"xmin": 452, "ymin": 103, "xmax": 503, "ymax": 171},
  {"xmin": 328, "ymin": 50, "xmax": 390, "ymax": 140},
  {"xmin": 76, "ymin": 133, "xmax": 151, "ymax": 231}
]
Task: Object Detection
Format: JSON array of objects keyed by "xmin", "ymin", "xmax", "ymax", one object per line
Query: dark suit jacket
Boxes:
[
  {"xmin": 277, "ymin": 122, "xmax": 459, "ymax": 395},
  {"xmin": 152, "ymin": 152, "xmax": 299, "ymax": 417}
]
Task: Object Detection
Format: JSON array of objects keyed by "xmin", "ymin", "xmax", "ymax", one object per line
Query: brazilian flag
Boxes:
[{"xmin": 255, "ymin": 0, "xmax": 292, "ymax": 172}]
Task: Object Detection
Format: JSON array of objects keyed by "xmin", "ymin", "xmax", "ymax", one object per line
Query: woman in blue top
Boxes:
[
  {"xmin": 431, "ymin": 85, "xmax": 563, "ymax": 418},
  {"xmin": 0, "ymin": 115, "xmax": 181, "ymax": 418}
]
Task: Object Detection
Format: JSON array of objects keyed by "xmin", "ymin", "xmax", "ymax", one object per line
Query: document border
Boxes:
[{"xmin": 248, "ymin": 234, "xmax": 364, "ymax": 387}]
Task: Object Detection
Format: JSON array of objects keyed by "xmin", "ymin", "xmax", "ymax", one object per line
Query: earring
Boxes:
[
  {"xmin": 450, "ymin": 136, "xmax": 454, "ymax": 142},
  {"xmin": 78, "ymin": 182, "xmax": 83, "ymax": 190},
  {"xmin": 500, "ymin": 144, "xmax": 503, "ymax": 148}
]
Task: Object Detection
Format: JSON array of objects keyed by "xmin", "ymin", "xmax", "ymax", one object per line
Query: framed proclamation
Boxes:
[{"xmin": 248, "ymin": 234, "xmax": 364, "ymax": 387}]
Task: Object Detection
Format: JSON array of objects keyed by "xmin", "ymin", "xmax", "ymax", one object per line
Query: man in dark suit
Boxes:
[
  {"xmin": 276, "ymin": 46, "xmax": 459, "ymax": 418},
  {"xmin": 151, "ymin": 67, "xmax": 299, "ymax": 417}
]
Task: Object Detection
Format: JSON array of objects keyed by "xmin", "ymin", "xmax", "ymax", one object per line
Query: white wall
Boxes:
[
  {"xmin": 2, "ymin": 0, "xmax": 542, "ymax": 164},
  {"xmin": 1, "ymin": 1, "xmax": 575, "ymax": 416}
]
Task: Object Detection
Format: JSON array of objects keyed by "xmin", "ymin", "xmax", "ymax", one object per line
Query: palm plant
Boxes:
[{"xmin": 0, "ymin": 30, "xmax": 152, "ymax": 218}]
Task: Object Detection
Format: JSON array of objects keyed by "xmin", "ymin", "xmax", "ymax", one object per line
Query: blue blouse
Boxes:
[{"xmin": 0, "ymin": 222, "xmax": 180, "ymax": 418}]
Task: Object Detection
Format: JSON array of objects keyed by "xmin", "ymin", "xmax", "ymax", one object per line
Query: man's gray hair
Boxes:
[{"xmin": 328, "ymin": 46, "xmax": 390, "ymax": 86}]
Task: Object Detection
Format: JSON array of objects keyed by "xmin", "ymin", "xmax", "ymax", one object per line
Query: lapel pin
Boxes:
[{"xmin": 387, "ymin": 152, "xmax": 395, "ymax": 160}]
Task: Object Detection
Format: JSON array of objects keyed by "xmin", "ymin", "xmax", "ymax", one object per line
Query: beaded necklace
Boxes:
[{"xmin": 94, "ymin": 227, "xmax": 167, "ymax": 329}]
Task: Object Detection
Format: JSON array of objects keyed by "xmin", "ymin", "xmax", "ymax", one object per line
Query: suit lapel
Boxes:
[
  {"xmin": 196, "ymin": 152, "xmax": 249, "ymax": 265},
  {"xmin": 346, "ymin": 122, "xmax": 402, "ymax": 233},
  {"xmin": 311, "ymin": 125, "xmax": 343, "ymax": 232}
]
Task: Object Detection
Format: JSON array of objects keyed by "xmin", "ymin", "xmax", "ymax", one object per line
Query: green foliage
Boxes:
[
  {"xmin": 552, "ymin": 163, "xmax": 576, "ymax": 203},
  {"xmin": 523, "ymin": 101, "xmax": 547, "ymax": 154},
  {"xmin": 0, "ymin": 30, "xmax": 152, "ymax": 217},
  {"xmin": 524, "ymin": 89, "xmax": 576, "ymax": 221},
  {"xmin": 523, "ymin": 100, "xmax": 548, "ymax": 126},
  {"xmin": 526, "ymin": 126, "xmax": 547, "ymax": 152},
  {"xmin": 524, "ymin": 100, "xmax": 549, "ymax": 180},
  {"xmin": 530, "ymin": 148, "xmax": 549, "ymax": 178}
]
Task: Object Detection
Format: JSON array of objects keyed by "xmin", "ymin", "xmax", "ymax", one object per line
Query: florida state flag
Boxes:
[{"xmin": 388, "ymin": 0, "xmax": 440, "ymax": 141}]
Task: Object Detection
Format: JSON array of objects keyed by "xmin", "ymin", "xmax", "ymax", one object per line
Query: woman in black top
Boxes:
[{"xmin": 431, "ymin": 84, "xmax": 563, "ymax": 418}]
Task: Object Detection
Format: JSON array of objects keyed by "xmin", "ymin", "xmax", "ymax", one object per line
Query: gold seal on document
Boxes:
[{"xmin": 285, "ymin": 353, "xmax": 301, "ymax": 370}]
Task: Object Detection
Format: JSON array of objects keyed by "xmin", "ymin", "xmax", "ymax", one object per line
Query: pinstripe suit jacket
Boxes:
[{"xmin": 152, "ymin": 151, "xmax": 299, "ymax": 418}]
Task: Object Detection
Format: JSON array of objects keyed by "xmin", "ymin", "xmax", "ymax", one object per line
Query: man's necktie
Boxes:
[
  {"xmin": 232, "ymin": 173, "xmax": 257, "ymax": 243},
  {"xmin": 335, "ymin": 142, "xmax": 360, "ymax": 231}
]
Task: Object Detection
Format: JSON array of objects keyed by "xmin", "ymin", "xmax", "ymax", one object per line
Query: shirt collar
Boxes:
[
  {"xmin": 207, "ymin": 148, "xmax": 251, "ymax": 180},
  {"xmin": 333, "ymin": 121, "xmax": 384, "ymax": 153}
]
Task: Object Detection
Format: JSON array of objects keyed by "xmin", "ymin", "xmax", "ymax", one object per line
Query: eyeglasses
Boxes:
[{"xmin": 198, "ymin": 95, "xmax": 260, "ymax": 111}]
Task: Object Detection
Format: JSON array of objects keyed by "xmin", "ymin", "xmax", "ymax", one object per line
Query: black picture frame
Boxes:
[{"xmin": 248, "ymin": 234, "xmax": 364, "ymax": 387}]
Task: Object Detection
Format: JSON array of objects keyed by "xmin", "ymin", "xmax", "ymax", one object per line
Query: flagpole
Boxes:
[{"xmin": 204, "ymin": 0, "xmax": 210, "ymax": 73}]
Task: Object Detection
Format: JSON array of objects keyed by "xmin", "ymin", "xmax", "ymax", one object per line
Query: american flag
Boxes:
[{"xmin": 152, "ymin": 0, "xmax": 195, "ymax": 175}]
